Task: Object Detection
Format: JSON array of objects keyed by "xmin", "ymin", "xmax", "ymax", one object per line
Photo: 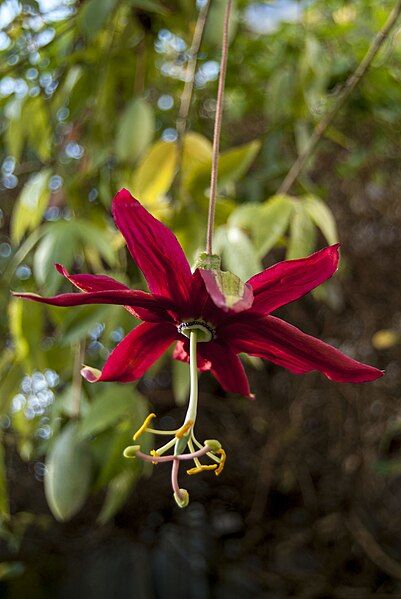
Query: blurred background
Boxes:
[{"xmin": 0, "ymin": 0, "xmax": 401, "ymax": 596}]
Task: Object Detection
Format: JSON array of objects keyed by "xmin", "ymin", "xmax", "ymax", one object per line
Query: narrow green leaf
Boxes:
[
  {"xmin": 303, "ymin": 195, "xmax": 338, "ymax": 245},
  {"xmin": 287, "ymin": 202, "xmax": 317, "ymax": 260},
  {"xmin": 228, "ymin": 194, "xmax": 294, "ymax": 258},
  {"xmin": 214, "ymin": 226, "xmax": 262, "ymax": 280},
  {"xmin": 77, "ymin": 388, "xmax": 134, "ymax": 439},
  {"xmin": 131, "ymin": 140, "xmax": 177, "ymax": 209},
  {"xmin": 11, "ymin": 169, "xmax": 52, "ymax": 244},
  {"xmin": 115, "ymin": 98, "xmax": 155, "ymax": 164},
  {"xmin": 45, "ymin": 423, "xmax": 93, "ymax": 521},
  {"xmin": 79, "ymin": 0, "xmax": 117, "ymax": 37},
  {"xmin": 8, "ymin": 300, "xmax": 44, "ymax": 369},
  {"xmin": 97, "ymin": 468, "xmax": 139, "ymax": 525},
  {"xmin": 33, "ymin": 222, "xmax": 78, "ymax": 293}
]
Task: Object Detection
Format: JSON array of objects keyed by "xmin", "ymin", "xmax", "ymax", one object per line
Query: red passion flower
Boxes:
[{"xmin": 13, "ymin": 188, "xmax": 383, "ymax": 397}]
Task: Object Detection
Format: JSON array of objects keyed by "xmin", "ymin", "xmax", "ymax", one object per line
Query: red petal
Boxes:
[
  {"xmin": 55, "ymin": 263, "xmax": 129, "ymax": 291},
  {"xmin": 223, "ymin": 314, "xmax": 384, "ymax": 383},
  {"xmin": 112, "ymin": 189, "xmax": 192, "ymax": 304},
  {"xmin": 12, "ymin": 288, "xmax": 174, "ymax": 322},
  {"xmin": 172, "ymin": 340, "xmax": 212, "ymax": 371},
  {"xmin": 248, "ymin": 244, "xmax": 340, "ymax": 314},
  {"xmin": 82, "ymin": 322, "xmax": 178, "ymax": 383},
  {"xmin": 55, "ymin": 263, "xmax": 166, "ymax": 322},
  {"xmin": 201, "ymin": 342, "xmax": 254, "ymax": 398},
  {"xmin": 173, "ymin": 339, "xmax": 253, "ymax": 398}
]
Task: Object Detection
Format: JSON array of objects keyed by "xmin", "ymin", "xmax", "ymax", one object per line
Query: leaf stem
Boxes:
[
  {"xmin": 206, "ymin": 0, "xmax": 232, "ymax": 254},
  {"xmin": 277, "ymin": 0, "xmax": 401, "ymax": 196}
]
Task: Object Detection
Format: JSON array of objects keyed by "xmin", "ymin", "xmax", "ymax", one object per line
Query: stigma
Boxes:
[{"xmin": 178, "ymin": 319, "xmax": 216, "ymax": 342}]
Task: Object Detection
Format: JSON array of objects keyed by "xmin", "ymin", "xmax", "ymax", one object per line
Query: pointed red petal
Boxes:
[
  {"xmin": 82, "ymin": 322, "xmax": 178, "ymax": 383},
  {"xmin": 55, "ymin": 263, "xmax": 128, "ymax": 292},
  {"xmin": 248, "ymin": 244, "xmax": 340, "ymax": 314},
  {"xmin": 202, "ymin": 342, "xmax": 254, "ymax": 398},
  {"xmin": 112, "ymin": 189, "xmax": 192, "ymax": 304},
  {"xmin": 173, "ymin": 339, "xmax": 253, "ymax": 398},
  {"xmin": 11, "ymin": 288, "xmax": 174, "ymax": 322},
  {"xmin": 223, "ymin": 313, "xmax": 383, "ymax": 383},
  {"xmin": 55, "ymin": 263, "xmax": 166, "ymax": 322}
]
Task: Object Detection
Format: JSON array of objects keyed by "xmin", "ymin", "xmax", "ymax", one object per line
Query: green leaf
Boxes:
[
  {"xmin": 204, "ymin": 0, "xmax": 238, "ymax": 46},
  {"xmin": 185, "ymin": 140, "xmax": 260, "ymax": 196},
  {"xmin": 171, "ymin": 359, "xmax": 189, "ymax": 406},
  {"xmin": 97, "ymin": 468, "xmax": 139, "ymax": 525},
  {"xmin": 8, "ymin": 299, "xmax": 44, "ymax": 369},
  {"xmin": 287, "ymin": 202, "xmax": 317, "ymax": 260},
  {"xmin": 33, "ymin": 222, "xmax": 78, "ymax": 293},
  {"xmin": 45, "ymin": 423, "xmax": 93, "ymax": 521},
  {"xmin": 303, "ymin": 195, "xmax": 338, "ymax": 245},
  {"xmin": 11, "ymin": 169, "xmax": 52, "ymax": 244},
  {"xmin": 79, "ymin": 0, "xmax": 117, "ymax": 37},
  {"xmin": 25, "ymin": 98, "xmax": 52, "ymax": 161},
  {"xmin": 115, "ymin": 98, "xmax": 155, "ymax": 164},
  {"xmin": 131, "ymin": 140, "xmax": 177, "ymax": 210},
  {"xmin": 127, "ymin": 0, "xmax": 168, "ymax": 14},
  {"xmin": 218, "ymin": 140, "xmax": 261, "ymax": 186},
  {"xmin": 75, "ymin": 220, "xmax": 117, "ymax": 267},
  {"xmin": 5, "ymin": 99, "xmax": 24, "ymax": 160},
  {"xmin": 228, "ymin": 194, "xmax": 294, "ymax": 258},
  {"xmin": 78, "ymin": 387, "xmax": 135, "ymax": 439},
  {"xmin": 214, "ymin": 226, "xmax": 263, "ymax": 280}
]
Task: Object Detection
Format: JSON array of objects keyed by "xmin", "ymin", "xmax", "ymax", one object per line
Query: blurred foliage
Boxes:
[{"xmin": 0, "ymin": 0, "xmax": 399, "ymax": 543}]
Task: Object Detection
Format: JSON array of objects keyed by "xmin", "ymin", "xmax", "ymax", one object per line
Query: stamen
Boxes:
[
  {"xmin": 133, "ymin": 413, "xmax": 156, "ymax": 440},
  {"xmin": 215, "ymin": 448, "xmax": 226, "ymax": 476},
  {"xmin": 187, "ymin": 464, "xmax": 217, "ymax": 475},
  {"xmin": 175, "ymin": 420, "xmax": 193, "ymax": 439}
]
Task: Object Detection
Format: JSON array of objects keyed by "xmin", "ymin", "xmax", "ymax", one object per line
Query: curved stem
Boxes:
[
  {"xmin": 206, "ymin": 0, "xmax": 232, "ymax": 254},
  {"xmin": 277, "ymin": 0, "xmax": 401, "ymax": 196},
  {"xmin": 184, "ymin": 330, "xmax": 199, "ymax": 425}
]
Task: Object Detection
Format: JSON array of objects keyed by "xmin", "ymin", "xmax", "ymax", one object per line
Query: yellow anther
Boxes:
[
  {"xmin": 215, "ymin": 448, "xmax": 226, "ymax": 476},
  {"xmin": 150, "ymin": 449, "xmax": 159, "ymax": 465},
  {"xmin": 133, "ymin": 413, "xmax": 156, "ymax": 440},
  {"xmin": 175, "ymin": 420, "xmax": 193, "ymax": 439},
  {"xmin": 186, "ymin": 464, "xmax": 217, "ymax": 476}
]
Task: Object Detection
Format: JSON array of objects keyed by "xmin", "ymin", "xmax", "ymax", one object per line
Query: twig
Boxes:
[
  {"xmin": 174, "ymin": 0, "xmax": 211, "ymax": 195},
  {"xmin": 206, "ymin": 0, "xmax": 232, "ymax": 254},
  {"xmin": 277, "ymin": 0, "xmax": 401, "ymax": 196},
  {"xmin": 71, "ymin": 342, "xmax": 85, "ymax": 419}
]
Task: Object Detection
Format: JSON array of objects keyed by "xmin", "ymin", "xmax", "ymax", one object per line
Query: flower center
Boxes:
[{"xmin": 178, "ymin": 319, "xmax": 215, "ymax": 342}]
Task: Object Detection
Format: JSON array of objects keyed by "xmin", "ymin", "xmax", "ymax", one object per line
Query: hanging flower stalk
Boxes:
[{"xmin": 13, "ymin": 1, "xmax": 383, "ymax": 507}]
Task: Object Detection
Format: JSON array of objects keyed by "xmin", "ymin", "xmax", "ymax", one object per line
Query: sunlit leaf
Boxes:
[
  {"xmin": 33, "ymin": 222, "xmax": 78, "ymax": 293},
  {"xmin": 131, "ymin": 140, "xmax": 177, "ymax": 211},
  {"xmin": 228, "ymin": 194, "xmax": 294, "ymax": 258},
  {"xmin": 303, "ymin": 195, "xmax": 338, "ymax": 245},
  {"xmin": 115, "ymin": 98, "xmax": 155, "ymax": 164},
  {"xmin": 8, "ymin": 299, "xmax": 44, "ymax": 369},
  {"xmin": 214, "ymin": 226, "xmax": 262, "ymax": 280},
  {"xmin": 11, "ymin": 169, "xmax": 52, "ymax": 244},
  {"xmin": 287, "ymin": 202, "xmax": 316, "ymax": 260}
]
